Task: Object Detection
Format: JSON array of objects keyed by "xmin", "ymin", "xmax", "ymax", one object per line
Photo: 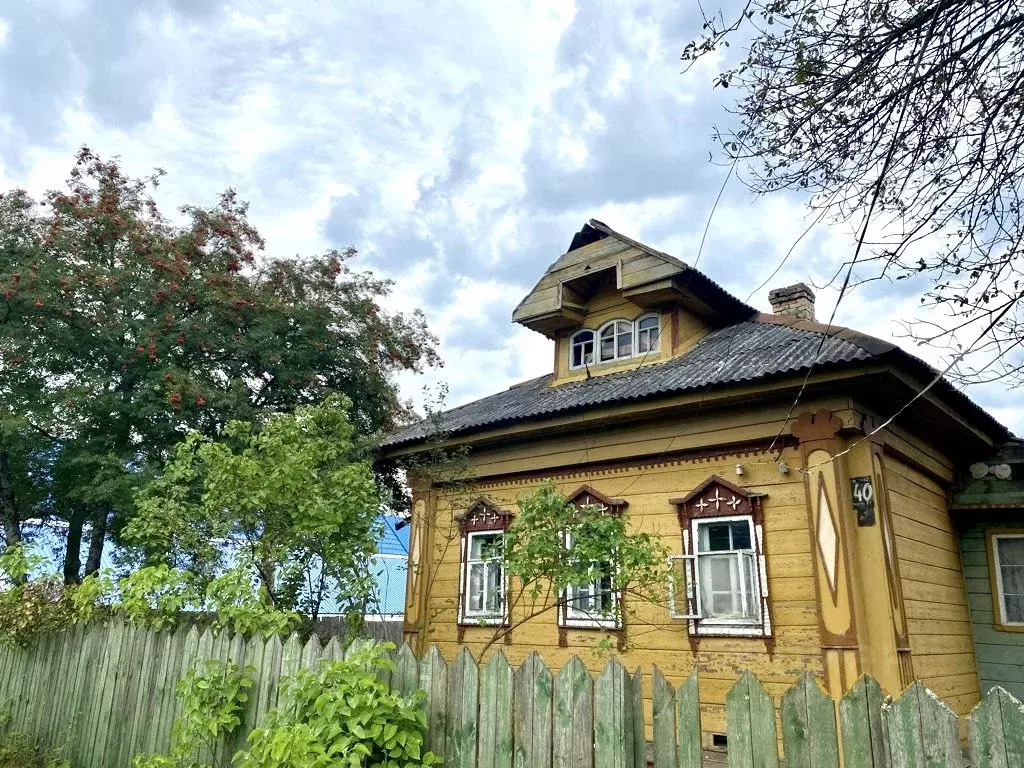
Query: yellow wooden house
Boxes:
[{"xmin": 379, "ymin": 220, "xmax": 1010, "ymax": 743}]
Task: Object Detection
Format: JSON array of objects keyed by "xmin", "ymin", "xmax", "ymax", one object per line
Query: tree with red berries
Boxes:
[{"xmin": 0, "ymin": 149, "xmax": 438, "ymax": 582}]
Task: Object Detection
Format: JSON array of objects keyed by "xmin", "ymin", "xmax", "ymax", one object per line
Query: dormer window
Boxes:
[
  {"xmin": 569, "ymin": 315, "xmax": 660, "ymax": 369},
  {"xmin": 636, "ymin": 314, "xmax": 660, "ymax": 354},
  {"xmin": 599, "ymin": 321, "xmax": 633, "ymax": 362},
  {"xmin": 571, "ymin": 330, "xmax": 595, "ymax": 368}
]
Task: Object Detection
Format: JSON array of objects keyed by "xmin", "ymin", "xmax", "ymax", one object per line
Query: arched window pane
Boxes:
[
  {"xmin": 637, "ymin": 315, "xmax": 660, "ymax": 354},
  {"xmin": 599, "ymin": 325, "xmax": 616, "ymax": 361},
  {"xmin": 615, "ymin": 321, "xmax": 633, "ymax": 357},
  {"xmin": 571, "ymin": 330, "xmax": 594, "ymax": 367}
]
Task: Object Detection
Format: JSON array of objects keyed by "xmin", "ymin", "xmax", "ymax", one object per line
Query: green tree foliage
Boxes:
[
  {"xmin": 459, "ymin": 480, "xmax": 670, "ymax": 655},
  {"xmin": 0, "ymin": 148, "xmax": 437, "ymax": 579},
  {"xmin": 236, "ymin": 643, "xmax": 440, "ymax": 768},
  {"xmin": 684, "ymin": 1, "xmax": 1024, "ymax": 382},
  {"xmin": 126, "ymin": 396, "xmax": 380, "ymax": 623}
]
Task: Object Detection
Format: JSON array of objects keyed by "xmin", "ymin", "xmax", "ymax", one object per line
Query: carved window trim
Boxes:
[
  {"xmin": 455, "ymin": 498, "xmax": 514, "ymax": 629},
  {"xmin": 557, "ymin": 485, "xmax": 628, "ymax": 632},
  {"xmin": 670, "ymin": 475, "xmax": 773, "ymax": 641}
]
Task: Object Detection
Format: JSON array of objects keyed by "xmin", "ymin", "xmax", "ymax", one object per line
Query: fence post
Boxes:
[
  {"xmin": 480, "ymin": 651, "xmax": 514, "ymax": 768},
  {"xmin": 726, "ymin": 670, "xmax": 779, "ymax": 768},
  {"xmin": 421, "ymin": 644, "xmax": 449, "ymax": 759},
  {"xmin": 446, "ymin": 647, "xmax": 479, "ymax": 768},
  {"xmin": 651, "ymin": 666, "xmax": 676, "ymax": 768},
  {"xmin": 780, "ymin": 672, "xmax": 838, "ymax": 768},
  {"xmin": 514, "ymin": 651, "xmax": 553, "ymax": 768},
  {"xmin": 676, "ymin": 671, "xmax": 701, "ymax": 768},
  {"xmin": 883, "ymin": 681, "xmax": 964, "ymax": 768},
  {"xmin": 837, "ymin": 677, "xmax": 887, "ymax": 768},
  {"xmin": 554, "ymin": 656, "xmax": 594, "ymax": 768},
  {"xmin": 967, "ymin": 686, "xmax": 1024, "ymax": 768},
  {"xmin": 595, "ymin": 658, "xmax": 635, "ymax": 768}
]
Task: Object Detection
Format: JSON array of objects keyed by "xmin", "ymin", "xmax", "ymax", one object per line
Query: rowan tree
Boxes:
[
  {"xmin": 0, "ymin": 148, "xmax": 438, "ymax": 580},
  {"xmin": 685, "ymin": 1, "xmax": 1024, "ymax": 383}
]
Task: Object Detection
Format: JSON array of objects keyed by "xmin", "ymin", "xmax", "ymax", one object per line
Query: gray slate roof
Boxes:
[{"xmin": 382, "ymin": 316, "xmax": 899, "ymax": 449}]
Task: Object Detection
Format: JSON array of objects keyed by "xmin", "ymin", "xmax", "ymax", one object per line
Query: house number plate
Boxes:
[{"xmin": 851, "ymin": 476, "xmax": 876, "ymax": 526}]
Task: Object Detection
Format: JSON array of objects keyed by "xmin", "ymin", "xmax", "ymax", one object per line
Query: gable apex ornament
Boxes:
[
  {"xmin": 455, "ymin": 497, "xmax": 514, "ymax": 533},
  {"xmin": 566, "ymin": 484, "xmax": 628, "ymax": 512},
  {"xmin": 670, "ymin": 475, "xmax": 765, "ymax": 520}
]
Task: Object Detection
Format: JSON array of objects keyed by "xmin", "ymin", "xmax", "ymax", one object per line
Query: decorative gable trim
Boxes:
[
  {"xmin": 454, "ymin": 497, "xmax": 515, "ymax": 534},
  {"xmin": 566, "ymin": 485, "xmax": 628, "ymax": 512},
  {"xmin": 670, "ymin": 474, "xmax": 765, "ymax": 519}
]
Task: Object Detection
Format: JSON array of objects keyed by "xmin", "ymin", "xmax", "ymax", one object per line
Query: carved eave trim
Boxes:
[{"xmin": 567, "ymin": 484, "xmax": 628, "ymax": 511}]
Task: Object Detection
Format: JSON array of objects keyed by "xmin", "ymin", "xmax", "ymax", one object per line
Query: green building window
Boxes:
[{"xmin": 992, "ymin": 533, "xmax": 1024, "ymax": 626}]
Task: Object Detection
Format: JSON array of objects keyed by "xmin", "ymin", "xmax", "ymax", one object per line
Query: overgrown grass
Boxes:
[{"xmin": 0, "ymin": 731, "xmax": 70, "ymax": 768}]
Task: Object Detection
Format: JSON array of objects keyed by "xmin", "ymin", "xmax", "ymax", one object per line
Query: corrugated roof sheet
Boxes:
[{"xmin": 382, "ymin": 317, "xmax": 882, "ymax": 448}]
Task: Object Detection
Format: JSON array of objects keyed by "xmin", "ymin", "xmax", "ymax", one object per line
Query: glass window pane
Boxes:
[
  {"xmin": 699, "ymin": 523, "xmax": 733, "ymax": 552},
  {"xmin": 616, "ymin": 323, "xmax": 633, "ymax": 357},
  {"xmin": 637, "ymin": 332, "xmax": 650, "ymax": 354},
  {"xmin": 731, "ymin": 522, "xmax": 752, "ymax": 550},
  {"xmin": 486, "ymin": 563, "xmax": 502, "ymax": 613},
  {"xmin": 1005, "ymin": 595, "xmax": 1024, "ymax": 623},
  {"xmin": 470, "ymin": 534, "xmax": 500, "ymax": 560},
  {"xmin": 998, "ymin": 537, "xmax": 1024, "ymax": 565},
  {"xmin": 468, "ymin": 564, "xmax": 484, "ymax": 611},
  {"xmin": 600, "ymin": 335, "xmax": 615, "ymax": 361},
  {"xmin": 638, "ymin": 316, "xmax": 658, "ymax": 330}
]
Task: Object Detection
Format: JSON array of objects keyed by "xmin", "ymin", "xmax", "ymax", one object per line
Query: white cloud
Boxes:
[{"xmin": 0, "ymin": 0, "xmax": 1020, "ymax": 438}]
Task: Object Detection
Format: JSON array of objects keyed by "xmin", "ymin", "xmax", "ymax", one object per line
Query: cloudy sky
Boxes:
[{"xmin": 1, "ymin": 0, "xmax": 1020, "ymax": 435}]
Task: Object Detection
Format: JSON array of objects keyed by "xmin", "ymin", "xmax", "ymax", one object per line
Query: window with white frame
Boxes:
[
  {"xmin": 462, "ymin": 531, "xmax": 505, "ymax": 622},
  {"xmin": 668, "ymin": 477, "xmax": 771, "ymax": 638},
  {"xmin": 570, "ymin": 315, "xmax": 662, "ymax": 369},
  {"xmin": 693, "ymin": 517, "xmax": 760, "ymax": 623},
  {"xmin": 636, "ymin": 314, "xmax": 660, "ymax": 354},
  {"xmin": 991, "ymin": 533, "xmax": 1024, "ymax": 626},
  {"xmin": 561, "ymin": 533, "xmax": 619, "ymax": 628},
  {"xmin": 571, "ymin": 330, "xmax": 595, "ymax": 368},
  {"xmin": 598, "ymin": 320, "xmax": 633, "ymax": 362}
]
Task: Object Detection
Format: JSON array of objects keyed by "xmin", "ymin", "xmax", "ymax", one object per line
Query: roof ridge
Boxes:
[{"xmin": 752, "ymin": 312, "xmax": 896, "ymax": 356}]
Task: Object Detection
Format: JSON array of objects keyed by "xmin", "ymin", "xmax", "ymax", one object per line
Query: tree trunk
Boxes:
[
  {"xmin": 0, "ymin": 449, "xmax": 23, "ymax": 548},
  {"xmin": 63, "ymin": 511, "xmax": 84, "ymax": 584},
  {"xmin": 84, "ymin": 511, "xmax": 107, "ymax": 576}
]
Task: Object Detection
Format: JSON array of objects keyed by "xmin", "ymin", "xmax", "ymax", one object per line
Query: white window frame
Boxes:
[
  {"xmin": 636, "ymin": 313, "xmax": 661, "ymax": 355},
  {"xmin": 560, "ymin": 532, "xmax": 620, "ymax": 629},
  {"xmin": 459, "ymin": 530, "xmax": 506, "ymax": 625},
  {"xmin": 991, "ymin": 532, "xmax": 1024, "ymax": 627},
  {"xmin": 668, "ymin": 514, "xmax": 771, "ymax": 637},
  {"xmin": 569, "ymin": 329, "xmax": 596, "ymax": 369},
  {"xmin": 568, "ymin": 314, "xmax": 662, "ymax": 370},
  {"xmin": 691, "ymin": 515, "xmax": 761, "ymax": 627}
]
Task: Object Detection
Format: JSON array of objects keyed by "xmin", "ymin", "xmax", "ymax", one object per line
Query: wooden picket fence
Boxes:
[{"xmin": 0, "ymin": 623, "xmax": 1022, "ymax": 768}]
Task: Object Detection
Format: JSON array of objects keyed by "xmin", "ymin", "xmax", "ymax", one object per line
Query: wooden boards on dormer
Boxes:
[{"xmin": 512, "ymin": 219, "xmax": 754, "ymax": 339}]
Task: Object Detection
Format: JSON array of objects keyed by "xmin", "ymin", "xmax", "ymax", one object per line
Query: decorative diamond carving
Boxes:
[{"xmin": 816, "ymin": 482, "xmax": 839, "ymax": 596}]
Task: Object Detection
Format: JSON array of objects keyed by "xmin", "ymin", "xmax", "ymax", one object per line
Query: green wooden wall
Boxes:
[{"xmin": 958, "ymin": 513, "xmax": 1024, "ymax": 700}]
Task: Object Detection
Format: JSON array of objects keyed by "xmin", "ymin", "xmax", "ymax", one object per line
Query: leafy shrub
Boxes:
[
  {"xmin": 0, "ymin": 731, "xmax": 70, "ymax": 768},
  {"xmin": 132, "ymin": 659, "xmax": 253, "ymax": 768},
  {"xmin": 236, "ymin": 643, "xmax": 440, "ymax": 768}
]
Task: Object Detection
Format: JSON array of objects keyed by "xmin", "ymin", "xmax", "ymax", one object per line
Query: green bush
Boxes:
[
  {"xmin": 236, "ymin": 643, "xmax": 440, "ymax": 768},
  {"xmin": 0, "ymin": 731, "xmax": 70, "ymax": 768}
]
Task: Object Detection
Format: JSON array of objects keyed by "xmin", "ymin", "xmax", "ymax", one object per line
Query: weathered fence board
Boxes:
[
  {"xmin": 479, "ymin": 651, "xmax": 514, "ymax": 768},
  {"xmin": 2, "ymin": 626, "xmax": 1023, "ymax": 768},
  {"xmin": 554, "ymin": 656, "xmax": 594, "ymax": 768}
]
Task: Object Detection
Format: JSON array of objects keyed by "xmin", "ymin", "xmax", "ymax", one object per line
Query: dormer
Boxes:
[{"xmin": 513, "ymin": 220, "xmax": 755, "ymax": 383}]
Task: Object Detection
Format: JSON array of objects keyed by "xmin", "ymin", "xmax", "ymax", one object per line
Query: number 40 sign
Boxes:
[{"xmin": 851, "ymin": 476, "xmax": 876, "ymax": 526}]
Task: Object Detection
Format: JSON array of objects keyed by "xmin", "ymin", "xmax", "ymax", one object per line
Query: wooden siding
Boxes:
[
  {"xmin": 884, "ymin": 454, "xmax": 981, "ymax": 714},
  {"xmin": 957, "ymin": 514, "xmax": 1024, "ymax": 701},
  {"xmin": 420, "ymin": 440, "xmax": 822, "ymax": 741}
]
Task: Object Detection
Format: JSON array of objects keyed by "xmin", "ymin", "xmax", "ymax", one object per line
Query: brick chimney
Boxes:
[{"xmin": 768, "ymin": 283, "xmax": 815, "ymax": 321}]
